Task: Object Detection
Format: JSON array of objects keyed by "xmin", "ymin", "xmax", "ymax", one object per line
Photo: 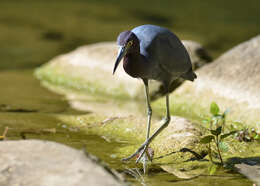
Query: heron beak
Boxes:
[{"xmin": 113, "ymin": 46, "xmax": 127, "ymax": 75}]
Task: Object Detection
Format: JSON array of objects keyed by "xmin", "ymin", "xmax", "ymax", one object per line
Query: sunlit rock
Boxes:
[
  {"xmin": 0, "ymin": 140, "xmax": 122, "ymax": 186},
  {"xmin": 35, "ymin": 41, "xmax": 211, "ymax": 100},
  {"xmin": 154, "ymin": 35, "xmax": 260, "ymax": 129}
]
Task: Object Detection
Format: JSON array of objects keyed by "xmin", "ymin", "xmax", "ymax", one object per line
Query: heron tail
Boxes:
[{"xmin": 181, "ymin": 68, "xmax": 197, "ymax": 81}]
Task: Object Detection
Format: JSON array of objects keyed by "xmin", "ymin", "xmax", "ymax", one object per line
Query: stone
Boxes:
[
  {"xmin": 0, "ymin": 140, "xmax": 122, "ymax": 186},
  {"xmin": 35, "ymin": 41, "xmax": 211, "ymax": 100},
  {"xmin": 235, "ymin": 163, "xmax": 260, "ymax": 185},
  {"xmin": 228, "ymin": 157, "xmax": 260, "ymax": 185},
  {"xmin": 152, "ymin": 116, "xmax": 205, "ymax": 154},
  {"xmin": 155, "ymin": 35, "xmax": 260, "ymax": 128},
  {"xmin": 55, "ymin": 113, "xmax": 207, "ymax": 163},
  {"xmin": 181, "ymin": 40, "xmax": 212, "ymax": 69}
]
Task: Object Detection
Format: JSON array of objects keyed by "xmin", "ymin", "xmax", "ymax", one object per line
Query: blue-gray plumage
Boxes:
[{"xmin": 113, "ymin": 24, "xmax": 196, "ymax": 172}]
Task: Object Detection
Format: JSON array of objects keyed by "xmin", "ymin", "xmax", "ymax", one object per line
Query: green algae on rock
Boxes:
[
  {"xmin": 55, "ymin": 113, "xmax": 210, "ymax": 176},
  {"xmin": 54, "ymin": 112, "xmax": 260, "ymax": 179},
  {"xmin": 35, "ymin": 42, "xmax": 144, "ymax": 100}
]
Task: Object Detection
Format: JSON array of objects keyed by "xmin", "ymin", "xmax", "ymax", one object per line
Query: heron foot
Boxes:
[
  {"xmin": 122, "ymin": 142, "xmax": 153, "ymax": 163},
  {"xmin": 122, "ymin": 142, "xmax": 148, "ymax": 162}
]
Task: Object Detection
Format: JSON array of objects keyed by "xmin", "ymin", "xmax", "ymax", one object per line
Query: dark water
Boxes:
[{"xmin": 1, "ymin": 0, "xmax": 260, "ymax": 69}]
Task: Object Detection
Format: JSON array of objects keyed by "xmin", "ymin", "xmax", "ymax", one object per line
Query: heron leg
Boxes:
[
  {"xmin": 123, "ymin": 91, "xmax": 171, "ymax": 162},
  {"xmin": 142, "ymin": 80, "xmax": 152, "ymax": 172},
  {"xmin": 144, "ymin": 80, "xmax": 152, "ymax": 145}
]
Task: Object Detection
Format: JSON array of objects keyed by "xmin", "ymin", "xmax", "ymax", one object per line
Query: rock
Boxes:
[
  {"xmin": 182, "ymin": 40, "xmax": 212, "ymax": 69},
  {"xmin": 228, "ymin": 157, "xmax": 260, "ymax": 185},
  {"xmin": 235, "ymin": 164, "xmax": 260, "ymax": 185},
  {"xmin": 59, "ymin": 114, "xmax": 208, "ymax": 178},
  {"xmin": 152, "ymin": 116, "xmax": 205, "ymax": 155},
  {"xmin": 0, "ymin": 140, "xmax": 122, "ymax": 186},
  {"xmin": 155, "ymin": 35, "xmax": 260, "ymax": 128},
  {"xmin": 57, "ymin": 113, "xmax": 207, "ymax": 158},
  {"xmin": 153, "ymin": 116, "xmax": 208, "ymax": 178},
  {"xmin": 35, "ymin": 41, "xmax": 211, "ymax": 100}
]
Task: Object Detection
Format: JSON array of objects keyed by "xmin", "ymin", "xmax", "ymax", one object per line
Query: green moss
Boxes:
[
  {"xmin": 35, "ymin": 64, "xmax": 131, "ymax": 101},
  {"xmin": 153, "ymin": 90, "xmax": 260, "ymax": 130},
  {"xmin": 153, "ymin": 94, "xmax": 207, "ymax": 123}
]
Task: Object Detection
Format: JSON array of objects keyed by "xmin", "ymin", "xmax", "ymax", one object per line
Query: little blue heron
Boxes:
[{"xmin": 113, "ymin": 24, "xmax": 197, "ymax": 165}]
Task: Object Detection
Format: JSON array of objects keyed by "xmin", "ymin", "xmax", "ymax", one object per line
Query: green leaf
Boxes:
[
  {"xmin": 202, "ymin": 119, "xmax": 210, "ymax": 124},
  {"xmin": 216, "ymin": 126, "xmax": 222, "ymax": 135},
  {"xmin": 208, "ymin": 164, "xmax": 218, "ymax": 175},
  {"xmin": 219, "ymin": 141, "xmax": 229, "ymax": 152},
  {"xmin": 211, "ymin": 126, "xmax": 222, "ymax": 136},
  {"xmin": 203, "ymin": 116, "xmax": 212, "ymax": 124},
  {"xmin": 230, "ymin": 124, "xmax": 235, "ymax": 130},
  {"xmin": 254, "ymin": 134, "xmax": 260, "ymax": 140},
  {"xmin": 200, "ymin": 135, "xmax": 215, "ymax": 144},
  {"xmin": 220, "ymin": 131, "xmax": 237, "ymax": 140},
  {"xmin": 210, "ymin": 102, "xmax": 220, "ymax": 115}
]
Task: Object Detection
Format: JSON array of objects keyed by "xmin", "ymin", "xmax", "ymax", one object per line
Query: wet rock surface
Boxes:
[{"xmin": 0, "ymin": 140, "xmax": 122, "ymax": 186}]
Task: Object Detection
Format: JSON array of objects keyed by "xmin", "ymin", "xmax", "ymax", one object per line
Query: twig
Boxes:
[
  {"xmin": 0, "ymin": 127, "xmax": 9, "ymax": 140},
  {"xmin": 101, "ymin": 117, "xmax": 120, "ymax": 127},
  {"xmin": 215, "ymin": 136, "xmax": 223, "ymax": 165}
]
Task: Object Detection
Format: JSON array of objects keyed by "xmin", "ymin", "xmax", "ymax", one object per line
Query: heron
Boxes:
[{"xmin": 113, "ymin": 24, "xmax": 197, "ymax": 169}]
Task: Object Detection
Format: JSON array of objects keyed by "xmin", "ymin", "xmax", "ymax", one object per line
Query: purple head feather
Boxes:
[{"xmin": 117, "ymin": 31, "xmax": 139, "ymax": 46}]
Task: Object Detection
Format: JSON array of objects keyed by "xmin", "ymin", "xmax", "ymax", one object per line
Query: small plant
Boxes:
[
  {"xmin": 235, "ymin": 127, "xmax": 260, "ymax": 142},
  {"xmin": 200, "ymin": 102, "xmax": 236, "ymax": 166}
]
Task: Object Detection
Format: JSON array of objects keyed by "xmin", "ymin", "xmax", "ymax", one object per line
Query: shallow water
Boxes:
[{"xmin": 0, "ymin": 70, "xmax": 254, "ymax": 186}]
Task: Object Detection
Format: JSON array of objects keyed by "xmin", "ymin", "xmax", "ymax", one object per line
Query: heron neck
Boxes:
[{"xmin": 123, "ymin": 52, "xmax": 148, "ymax": 78}]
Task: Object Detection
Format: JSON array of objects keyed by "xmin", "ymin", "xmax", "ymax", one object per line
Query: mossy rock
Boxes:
[{"xmin": 35, "ymin": 41, "xmax": 211, "ymax": 101}]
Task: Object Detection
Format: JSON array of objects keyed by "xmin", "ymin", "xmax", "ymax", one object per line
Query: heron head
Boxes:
[{"xmin": 113, "ymin": 31, "xmax": 139, "ymax": 74}]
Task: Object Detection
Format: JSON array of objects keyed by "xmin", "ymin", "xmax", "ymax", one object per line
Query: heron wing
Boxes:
[{"xmin": 132, "ymin": 25, "xmax": 192, "ymax": 77}]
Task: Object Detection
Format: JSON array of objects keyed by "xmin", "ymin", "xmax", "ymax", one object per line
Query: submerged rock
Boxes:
[
  {"xmin": 0, "ymin": 140, "xmax": 122, "ymax": 186},
  {"xmin": 154, "ymin": 35, "xmax": 260, "ymax": 128},
  {"xmin": 35, "ymin": 41, "xmax": 211, "ymax": 100}
]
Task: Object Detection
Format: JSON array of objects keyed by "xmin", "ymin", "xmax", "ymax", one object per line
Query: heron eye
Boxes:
[{"xmin": 127, "ymin": 40, "xmax": 133, "ymax": 47}]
